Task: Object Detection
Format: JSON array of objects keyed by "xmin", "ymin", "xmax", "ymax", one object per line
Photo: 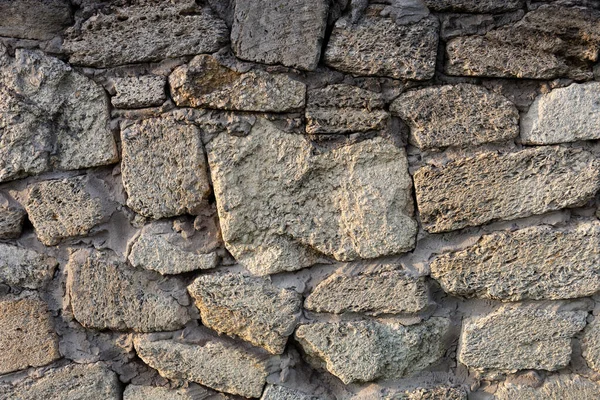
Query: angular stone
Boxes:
[
  {"xmin": 207, "ymin": 118, "xmax": 417, "ymax": 275},
  {"xmin": 424, "ymin": 0, "xmax": 523, "ymax": 12},
  {"xmin": 496, "ymin": 375, "xmax": 600, "ymax": 400},
  {"xmin": 0, "ymin": 299, "xmax": 60, "ymax": 374},
  {"xmin": 64, "ymin": 1, "xmax": 228, "ymax": 67},
  {"xmin": 121, "ymin": 116, "xmax": 211, "ymax": 219},
  {"xmin": 231, "ymin": 0, "xmax": 329, "ymax": 71},
  {"xmin": 295, "ymin": 318, "xmax": 449, "ymax": 384},
  {"xmin": 123, "ymin": 384, "xmax": 221, "ymax": 400},
  {"xmin": 459, "ymin": 307, "xmax": 586, "ymax": 371},
  {"xmin": 169, "ymin": 55, "xmax": 306, "ymax": 112},
  {"xmin": 582, "ymin": 319, "xmax": 600, "ymax": 372},
  {"xmin": 390, "ymin": 84, "xmax": 519, "ymax": 149},
  {"xmin": 66, "ymin": 249, "xmax": 190, "ymax": 332},
  {"xmin": 414, "ymin": 146, "xmax": 600, "ymax": 233},
  {"xmin": 261, "ymin": 385, "xmax": 319, "ymax": 400},
  {"xmin": 431, "ymin": 220, "xmax": 600, "ymax": 301},
  {"xmin": 400, "ymin": 386, "xmax": 468, "ymax": 400},
  {"xmin": 439, "ymin": 11, "xmax": 525, "ymax": 41},
  {"xmin": 324, "ymin": 6, "xmax": 439, "ymax": 80},
  {"xmin": 0, "ymin": 0, "xmax": 72, "ymax": 40},
  {"xmin": 112, "ymin": 76, "xmax": 166, "ymax": 109},
  {"xmin": 0, "ymin": 202, "xmax": 26, "ymax": 239},
  {"xmin": 0, "ymin": 47, "xmax": 117, "ymax": 182},
  {"xmin": 188, "ymin": 273, "xmax": 302, "ymax": 354},
  {"xmin": 305, "ymin": 265, "xmax": 429, "ymax": 315},
  {"xmin": 0, "ymin": 243, "xmax": 57, "ymax": 289},
  {"xmin": 521, "ymin": 82, "xmax": 600, "ymax": 144}
]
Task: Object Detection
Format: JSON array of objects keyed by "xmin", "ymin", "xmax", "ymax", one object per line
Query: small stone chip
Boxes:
[{"xmin": 0, "ymin": 243, "xmax": 57, "ymax": 289}]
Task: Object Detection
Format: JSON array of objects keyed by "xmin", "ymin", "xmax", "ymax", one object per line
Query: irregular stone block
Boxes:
[
  {"xmin": 439, "ymin": 11, "xmax": 525, "ymax": 41},
  {"xmin": 390, "ymin": 84, "xmax": 519, "ymax": 149},
  {"xmin": 430, "ymin": 220, "xmax": 600, "ymax": 301},
  {"xmin": 123, "ymin": 384, "xmax": 222, "ymax": 400},
  {"xmin": 324, "ymin": 6, "xmax": 439, "ymax": 80},
  {"xmin": 414, "ymin": 146, "xmax": 600, "ymax": 233},
  {"xmin": 0, "ymin": 243, "xmax": 57, "ymax": 289},
  {"xmin": 231, "ymin": 0, "xmax": 329, "ymax": 70},
  {"xmin": 66, "ymin": 249, "xmax": 190, "ymax": 332},
  {"xmin": 582, "ymin": 319, "xmax": 600, "ymax": 373},
  {"xmin": 188, "ymin": 273, "xmax": 302, "ymax": 354},
  {"xmin": 207, "ymin": 118, "xmax": 417, "ymax": 275},
  {"xmin": 261, "ymin": 385, "xmax": 319, "ymax": 400},
  {"xmin": 0, "ymin": 299, "xmax": 60, "ymax": 374},
  {"xmin": 400, "ymin": 386, "xmax": 468, "ymax": 400},
  {"xmin": 0, "ymin": 0, "xmax": 72, "ymax": 40},
  {"xmin": 424, "ymin": 0, "xmax": 523, "ymax": 12},
  {"xmin": 459, "ymin": 307, "xmax": 586, "ymax": 371},
  {"xmin": 121, "ymin": 116, "xmax": 211, "ymax": 219},
  {"xmin": 521, "ymin": 82, "xmax": 600, "ymax": 144},
  {"xmin": 0, "ymin": 202, "xmax": 26, "ymax": 239},
  {"xmin": 112, "ymin": 76, "xmax": 166, "ymax": 109},
  {"xmin": 169, "ymin": 55, "xmax": 306, "ymax": 112},
  {"xmin": 295, "ymin": 318, "xmax": 449, "ymax": 384},
  {"xmin": 496, "ymin": 375, "xmax": 600, "ymax": 400}
]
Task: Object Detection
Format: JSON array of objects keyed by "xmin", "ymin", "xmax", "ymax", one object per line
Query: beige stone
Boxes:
[
  {"xmin": 582, "ymin": 318, "xmax": 600, "ymax": 373},
  {"xmin": 0, "ymin": 243, "xmax": 57, "ymax": 289},
  {"xmin": 496, "ymin": 374, "xmax": 600, "ymax": 400},
  {"xmin": 123, "ymin": 384, "xmax": 224, "ymax": 400},
  {"xmin": 400, "ymin": 386, "xmax": 468, "ymax": 400},
  {"xmin": 261, "ymin": 385, "xmax": 319, "ymax": 400}
]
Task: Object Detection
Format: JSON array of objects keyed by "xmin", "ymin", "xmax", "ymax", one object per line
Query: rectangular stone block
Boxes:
[
  {"xmin": 111, "ymin": 76, "xmax": 166, "ymax": 109},
  {"xmin": 496, "ymin": 375, "xmax": 600, "ymax": 400}
]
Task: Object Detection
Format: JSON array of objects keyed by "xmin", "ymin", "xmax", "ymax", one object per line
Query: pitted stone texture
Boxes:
[
  {"xmin": 231, "ymin": 0, "xmax": 328, "ymax": 71},
  {"xmin": 124, "ymin": 384, "xmax": 225, "ymax": 400},
  {"xmin": 207, "ymin": 118, "xmax": 417, "ymax": 275},
  {"xmin": 134, "ymin": 335, "xmax": 269, "ymax": 398},
  {"xmin": 0, "ymin": 243, "xmax": 57, "ymax": 289},
  {"xmin": 261, "ymin": 385, "xmax": 320, "ymax": 400},
  {"xmin": 25, "ymin": 176, "xmax": 107, "ymax": 246},
  {"xmin": 0, "ymin": 48, "xmax": 117, "ymax": 182},
  {"xmin": 459, "ymin": 308, "xmax": 586, "ymax": 371},
  {"xmin": 324, "ymin": 6, "xmax": 439, "ymax": 80},
  {"xmin": 0, "ymin": 0, "xmax": 72, "ymax": 40},
  {"xmin": 521, "ymin": 82, "xmax": 600, "ymax": 144},
  {"xmin": 496, "ymin": 375, "xmax": 600, "ymax": 400},
  {"xmin": 305, "ymin": 265, "xmax": 429, "ymax": 315},
  {"xmin": 121, "ymin": 117, "xmax": 211, "ymax": 219},
  {"xmin": 0, "ymin": 203, "xmax": 26, "ymax": 239},
  {"xmin": 188, "ymin": 273, "xmax": 301, "ymax": 354},
  {"xmin": 439, "ymin": 11, "xmax": 525, "ymax": 41},
  {"xmin": 66, "ymin": 249, "xmax": 190, "ymax": 332},
  {"xmin": 169, "ymin": 55, "xmax": 306, "ymax": 112},
  {"xmin": 64, "ymin": 1, "xmax": 228, "ymax": 67},
  {"xmin": 0, "ymin": 299, "xmax": 60, "ymax": 374},
  {"xmin": 431, "ymin": 220, "xmax": 600, "ymax": 301},
  {"xmin": 424, "ymin": 0, "xmax": 523, "ymax": 12},
  {"xmin": 414, "ymin": 146, "xmax": 600, "ymax": 233},
  {"xmin": 295, "ymin": 318, "xmax": 449, "ymax": 384},
  {"xmin": 400, "ymin": 386, "xmax": 468, "ymax": 400},
  {"xmin": 0, "ymin": 363, "xmax": 120, "ymax": 400},
  {"xmin": 582, "ymin": 319, "xmax": 600, "ymax": 372},
  {"xmin": 390, "ymin": 84, "xmax": 519, "ymax": 149},
  {"xmin": 112, "ymin": 76, "xmax": 166, "ymax": 109},
  {"xmin": 445, "ymin": 6, "xmax": 600, "ymax": 80}
]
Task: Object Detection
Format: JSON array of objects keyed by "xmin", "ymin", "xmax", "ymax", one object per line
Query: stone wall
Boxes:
[{"xmin": 1, "ymin": 0, "xmax": 600, "ymax": 399}]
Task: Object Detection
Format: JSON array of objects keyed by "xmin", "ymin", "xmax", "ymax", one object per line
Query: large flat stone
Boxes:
[
  {"xmin": 424, "ymin": 0, "xmax": 523, "ymax": 12},
  {"xmin": 0, "ymin": 243, "xmax": 57, "ymax": 289},
  {"xmin": 0, "ymin": 0, "xmax": 72, "ymax": 40},
  {"xmin": 414, "ymin": 146, "xmax": 600, "ymax": 233},
  {"xmin": 496, "ymin": 375, "xmax": 600, "ymax": 400}
]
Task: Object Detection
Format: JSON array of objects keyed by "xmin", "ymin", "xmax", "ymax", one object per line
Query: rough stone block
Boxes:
[
  {"xmin": 424, "ymin": 0, "xmax": 523, "ymax": 12},
  {"xmin": 496, "ymin": 375, "xmax": 600, "ymax": 400},
  {"xmin": 0, "ymin": 202, "xmax": 26, "ymax": 239},
  {"xmin": 400, "ymin": 386, "xmax": 468, "ymax": 400},
  {"xmin": 261, "ymin": 385, "xmax": 320, "ymax": 400},
  {"xmin": 0, "ymin": 243, "xmax": 57, "ymax": 289},
  {"xmin": 0, "ymin": 0, "xmax": 72, "ymax": 40},
  {"xmin": 111, "ymin": 76, "xmax": 166, "ymax": 109},
  {"xmin": 439, "ymin": 11, "xmax": 525, "ymax": 41},
  {"xmin": 123, "ymin": 384, "xmax": 221, "ymax": 400},
  {"xmin": 582, "ymin": 319, "xmax": 600, "ymax": 373}
]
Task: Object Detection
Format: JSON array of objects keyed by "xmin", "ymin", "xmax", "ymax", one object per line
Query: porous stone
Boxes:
[
  {"xmin": 121, "ymin": 116, "xmax": 211, "ymax": 219},
  {"xmin": 294, "ymin": 318, "xmax": 449, "ymax": 384},
  {"xmin": 231, "ymin": 0, "xmax": 329, "ymax": 71},
  {"xmin": 0, "ymin": 299, "xmax": 60, "ymax": 374},
  {"xmin": 0, "ymin": 0, "xmax": 71, "ymax": 39},
  {"xmin": 400, "ymin": 386, "xmax": 468, "ymax": 400},
  {"xmin": 207, "ymin": 118, "xmax": 417, "ymax": 275},
  {"xmin": 169, "ymin": 55, "xmax": 306, "ymax": 112},
  {"xmin": 66, "ymin": 249, "xmax": 190, "ymax": 332},
  {"xmin": 582, "ymin": 319, "xmax": 600, "ymax": 372},
  {"xmin": 430, "ymin": 220, "xmax": 600, "ymax": 301},
  {"xmin": 261, "ymin": 385, "xmax": 319, "ymax": 400},
  {"xmin": 459, "ymin": 307, "xmax": 587, "ymax": 371},
  {"xmin": 390, "ymin": 84, "xmax": 519, "ymax": 149},
  {"xmin": 496, "ymin": 374, "xmax": 600, "ymax": 400},
  {"xmin": 0, "ymin": 243, "xmax": 57, "ymax": 289},
  {"xmin": 111, "ymin": 76, "xmax": 166, "ymax": 109},
  {"xmin": 123, "ymin": 384, "xmax": 222, "ymax": 400},
  {"xmin": 439, "ymin": 11, "xmax": 525, "ymax": 41},
  {"xmin": 414, "ymin": 146, "xmax": 600, "ymax": 233},
  {"xmin": 324, "ymin": 5, "xmax": 439, "ymax": 80},
  {"xmin": 0, "ymin": 203, "xmax": 26, "ymax": 239},
  {"xmin": 424, "ymin": 0, "xmax": 524, "ymax": 12},
  {"xmin": 188, "ymin": 273, "xmax": 302, "ymax": 354},
  {"xmin": 521, "ymin": 82, "xmax": 600, "ymax": 144}
]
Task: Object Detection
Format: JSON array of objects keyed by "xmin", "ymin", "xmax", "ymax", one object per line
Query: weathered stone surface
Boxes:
[
  {"xmin": 496, "ymin": 374, "xmax": 600, "ymax": 400},
  {"xmin": 112, "ymin": 76, "xmax": 166, "ymax": 109},
  {"xmin": 261, "ymin": 385, "xmax": 319, "ymax": 400},
  {"xmin": 0, "ymin": 0, "xmax": 71, "ymax": 40},
  {"xmin": 207, "ymin": 118, "xmax": 417, "ymax": 275},
  {"xmin": 414, "ymin": 146, "xmax": 600, "ymax": 233},
  {"xmin": 0, "ymin": 202, "xmax": 26, "ymax": 239},
  {"xmin": 582, "ymin": 318, "xmax": 600, "ymax": 372},
  {"xmin": 188, "ymin": 273, "xmax": 301, "ymax": 354},
  {"xmin": 66, "ymin": 249, "xmax": 190, "ymax": 332},
  {"xmin": 0, "ymin": 243, "xmax": 57, "ymax": 289},
  {"xmin": 169, "ymin": 55, "xmax": 305, "ymax": 112},
  {"xmin": 521, "ymin": 82, "xmax": 600, "ymax": 144},
  {"xmin": 0, "ymin": 299, "xmax": 60, "ymax": 374},
  {"xmin": 445, "ymin": 6, "xmax": 600, "ymax": 80},
  {"xmin": 400, "ymin": 386, "xmax": 468, "ymax": 400},
  {"xmin": 459, "ymin": 308, "xmax": 586, "ymax": 371},
  {"xmin": 424, "ymin": 0, "xmax": 523, "ymax": 12},
  {"xmin": 391, "ymin": 84, "xmax": 519, "ymax": 149},
  {"xmin": 121, "ymin": 116, "xmax": 211, "ymax": 219},
  {"xmin": 305, "ymin": 265, "xmax": 429, "ymax": 315},
  {"xmin": 64, "ymin": 1, "xmax": 228, "ymax": 67},
  {"xmin": 0, "ymin": 47, "xmax": 117, "ymax": 182},
  {"xmin": 231, "ymin": 0, "xmax": 329, "ymax": 71},
  {"xmin": 124, "ymin": 384, "xmax": 222, "ymax": 400},
  {"xmin": 25, "ymin": 176, "xmax": 107, "ymax": 246},
  {"xmin": 295, "ymin": 318, "xmax": 449, "ymax": 384},
  {"xmin": 431, "ymin": 221, "xmax": 600, "ymax": 301},
  {"xmin": 439, "ymin": 11, "xmax": 525, "ymax": 41},
  {"xmin": 324, "ymin": 6, "xmax": 439, "ymax": 80}
]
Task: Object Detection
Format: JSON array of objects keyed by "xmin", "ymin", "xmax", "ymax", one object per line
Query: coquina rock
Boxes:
[
  {"xmin": 0, "ymin": 201, "xmax": 25, "ymax": 239},
  {"xmin": 111, "ymin": 76, "xmax": 166, "ymax": 109},
  {"xmin": 398, "ymin": 386, "xmax": 468, "ymax": 400},
  {"xmin": 496, "ymin": 374, "xmax": 600, "ymax": 399},
  {"xmin": 0, "ymin": 0, "xmax": 72, "ymax": 40},
  {"xmin": 581, "ymin": 318, "xmax": 600, "ymax": 373},
  {"xmin": 0, "ymin": 243, "xmax": 57, "ymax": 289},
  {"xmin": 261, "ymin": 385, "xmax": 320, "ymax": 400}
]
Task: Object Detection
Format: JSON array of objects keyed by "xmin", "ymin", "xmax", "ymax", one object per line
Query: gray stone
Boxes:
[
  {"xmin": 121, "ymin": 116, "xmax": 211, "ymax": 219},
  {"xmin": 0, "ymin": 243, "xmax": 57, "ymax": 289},
  {"xmin": 231, "ymin": 0, "xmax": 329, "ymax": 71},
  {"xmin": 124, "ymin": 384, "xmax": 225, "ymax": 400},
  {"xmin": 582, "ymin": 318, "xmax": 600, "ymax": 372},
  {"xmin": 0, "ymin": 202, "xmax": 26, "ymax": 239},
  {"xmin": 459, "ymin": 307, "xmax": 586, "ymax": 371},
  {"xmin": 112, "ymin": 76, "xmax": 166, "ymax": 109},
  {"xmin": 439, "ymin": 11, "xmax": 525, "ymax": 41},
  {"xmin": 169, "ymin": 55, "xmax": 306, "ymax": 112},
  {"xmin": 207, "ymin": 118, "xmax": 417, "ymax": 275},
  {"xmin": 414, "ymin": 146, "xmax": 600, "ymax": 233},
  {"xmin": 66, "ymin": 249, "xmax": 190, "ymax": 332},
  {"xmin": 0, "ymin": 0, "xmax": 71, "ymax": 40},
  {"xmin": 424, "ymin": 0, "xmax": 524, "ymax": 12},
  {"xmin": 261, "ymin": 385, "xmax": 319, "ymax": 400},
  {"xmin": 295, "ymin": 318, "xmax": 449, "ymax": 384},
  {"xmin": 521, "ymin": 82, "xmax": 600, "ymax": 144},
  {"xmin": 496, "ymin": 375, "xmax": 600, "ymax": 400},
  {"xmin": 390, "ymin": 84, "xmax": 519, "ymax": 149},
  {"xmin": 399, "ymin": 386, "xmax": 468, "ymax": 400},
  {"xmin": 188, "ymin": 273, "xmax": 302, "ymax": 354}
]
